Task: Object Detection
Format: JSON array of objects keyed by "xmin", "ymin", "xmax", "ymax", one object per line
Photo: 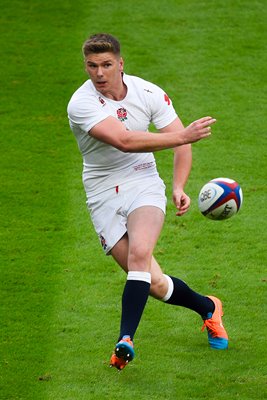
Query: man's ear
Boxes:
[{"xmin": 119, "ymin": 57, "xmax": 124, "ymax": 72}]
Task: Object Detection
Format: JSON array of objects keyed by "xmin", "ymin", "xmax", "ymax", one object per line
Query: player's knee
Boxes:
[{"xmin": 128, "ymin": 244, "xmax": 152, "ymax": 271}]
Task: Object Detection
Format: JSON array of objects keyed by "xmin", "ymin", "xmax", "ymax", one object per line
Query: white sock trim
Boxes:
[
  {"xmin": 127, "ymin": 271, "xmax": 151, "ymax": 284},
  {"xmin": 161, "ymin": 274, "xmax": 174, "ymax": 302}
]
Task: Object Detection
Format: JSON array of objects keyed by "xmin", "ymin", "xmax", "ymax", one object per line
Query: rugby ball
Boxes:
[{"xmin": 198, "ymin": 178, "xmax": 243, "ymax": 220}]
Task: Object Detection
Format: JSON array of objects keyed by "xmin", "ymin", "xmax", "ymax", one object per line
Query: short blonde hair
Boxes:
[{"xmin": 82, "ymin": 33, "xmax": 121, "ymax": 57}]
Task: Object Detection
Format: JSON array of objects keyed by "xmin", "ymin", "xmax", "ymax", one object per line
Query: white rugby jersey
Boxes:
[{"xmin": 67, "ymin": 73, "xmax": 178, "ymax": 196}]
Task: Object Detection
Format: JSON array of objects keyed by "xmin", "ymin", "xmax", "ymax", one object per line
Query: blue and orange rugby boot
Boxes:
[
  {"xmin": 202, "ymin": 296, "xmax": 229, "ymax": 350},
  {"xmin": 110, "ymin": 336, "xmax": 135, "ymax": 370}
]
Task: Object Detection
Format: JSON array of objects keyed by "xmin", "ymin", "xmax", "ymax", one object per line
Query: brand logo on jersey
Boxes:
[
  {"xmin": 98, "ymin": 96, "xmax": 106, "ymax": 106},
  {"xmin": 117, "ymin": 107, "xmax": 128, "ymax": 121},
  {"xmin": 164, "ymin": 93, "xmax": 171, "ymax": 105}
]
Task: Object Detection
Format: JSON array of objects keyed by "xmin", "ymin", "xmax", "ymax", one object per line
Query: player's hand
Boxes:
[
  {"xmin": 183, "ymin": 116, "xmax": 216, "ymax": 144},
  {"xmin": 173, "ymin": 188, "xmax": 191, "ymax": 216}
]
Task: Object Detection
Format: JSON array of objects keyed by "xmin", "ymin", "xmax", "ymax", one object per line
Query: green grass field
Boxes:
[{"xmin": 1, "ymin": 0, "xmax": 266, "ymax": 399}]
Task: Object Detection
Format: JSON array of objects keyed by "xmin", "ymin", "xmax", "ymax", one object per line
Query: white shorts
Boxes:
[{"xmin": 86, "ymin": 177, "xmax": 167, "ymax": 254}]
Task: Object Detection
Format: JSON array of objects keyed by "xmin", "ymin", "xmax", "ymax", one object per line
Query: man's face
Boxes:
[{"xmin": 85, "ymin": 52, "xmax": 124, "ymax": 96}]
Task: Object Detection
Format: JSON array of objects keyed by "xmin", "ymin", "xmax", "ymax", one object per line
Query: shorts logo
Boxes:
[
  {"xmin": 117, "ymin": 107, "xmax": 128, "ymax": 121},
  {"xmin": 100, "ymin": 234, "xmax": 107, "ymax": 251}
]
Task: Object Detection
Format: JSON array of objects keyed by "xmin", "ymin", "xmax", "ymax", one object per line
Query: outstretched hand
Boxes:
[{"xmin": 183, "ymin": 116, "xmax": 216, "ymax": 144}]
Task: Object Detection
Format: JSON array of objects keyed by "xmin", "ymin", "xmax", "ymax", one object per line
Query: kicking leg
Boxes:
[
  {"xmin": 112, "ymin": 233, "xmax": 214, "ymax": 317},
  {"xmin": 112, "ymin": 235, "xmax": 228, "ymax": 350}
]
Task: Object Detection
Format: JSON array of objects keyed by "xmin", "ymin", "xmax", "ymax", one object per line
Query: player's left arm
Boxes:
[{"xmin": 159, "ymin": 117, "xmax": 192, "ymax": 216}]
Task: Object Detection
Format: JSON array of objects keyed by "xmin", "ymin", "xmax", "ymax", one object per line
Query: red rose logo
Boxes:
[{"xmin": 117, "ymin": 107, "xmax": 128, "ymax": 121}]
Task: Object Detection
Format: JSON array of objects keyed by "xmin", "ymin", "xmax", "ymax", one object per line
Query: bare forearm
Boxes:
[
  {"xmin": 120, "ymin": 130, "xmax": 190, "ymax": 153},
  {"xmin": 90, "ymin": 116, "xmax": 216, "ymax": 153},
  {"xmin": 173, "ymin": 145, "xmax": 192, "ymax": 190}
]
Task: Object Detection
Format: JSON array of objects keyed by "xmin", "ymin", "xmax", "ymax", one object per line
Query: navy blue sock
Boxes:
[
  {"xmin": 119, "ymin": 271, "xmax": 151, "ymax": 341},
  {"xmin": 166, "ymin": 276, "xmax": 215, "ymax": 319}
]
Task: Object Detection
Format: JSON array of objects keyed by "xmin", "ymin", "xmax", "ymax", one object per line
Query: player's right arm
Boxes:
[{"xmin": 89, "ymin": 115, "xmax": 215, "ymax": 153}]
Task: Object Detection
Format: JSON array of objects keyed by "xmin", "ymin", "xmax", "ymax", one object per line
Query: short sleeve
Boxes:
[
  {"xmin": 67, "ymin": 95, "xmax": 109, "ymax": 134},
  {"xmin": 149, "ymin": 85, "xmax": 178, "ymax": 129}
]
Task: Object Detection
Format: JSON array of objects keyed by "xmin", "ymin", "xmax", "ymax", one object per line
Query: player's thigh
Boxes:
[
  {"xmin": 127, "ymin": 206, "xmax": 165, "ymax": 269},
  {"xmin": 127, "ymin": 205, "xmax": 164, "ymax": 246}
]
